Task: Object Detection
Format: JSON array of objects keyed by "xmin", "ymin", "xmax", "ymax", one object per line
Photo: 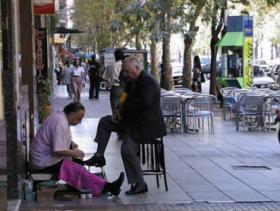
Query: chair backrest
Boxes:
[
  {"xmin": 232, "ymin": 89, "xmax": 249, "ymax": 99},
  {"xmin": 161, "ymin": 96, "xmax": 182, "ymax": 114},
  {"xmin": 220, "ymin": 87, "xmax": 238, "ymax": 107},
  {"xmin": 239, "ymin": 94, "xmax": 264, "ymax": 113},
  {"xmin": 173, "ymin": 88, "xmax": 192, "ymax": 95},
  {"xmin": 188, "ymin": 95, "xmax": 215, "ymax": 113},
  {"xmin": 220, "ymin": 87, "xmax": 238, "ymax": 98},
  {"xmin": 265, "ymin": 93, "xmax": 280, "ymax": 113}
]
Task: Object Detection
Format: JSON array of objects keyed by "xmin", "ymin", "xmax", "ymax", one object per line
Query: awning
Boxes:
[
  {"xmin": 53, "ymin": 37, "xmax": 64, "ymax": 44},
  {"xmin": 63, "ymin": 50, "xmax": 74, "ymax": 58},
  {"xmin": 218, "ymin": 32, "xmax": 243, "ymax": 47}
]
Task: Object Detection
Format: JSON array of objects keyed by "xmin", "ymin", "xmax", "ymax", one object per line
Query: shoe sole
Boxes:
[
  {"xmin": 125, "ymin": 184, "xmax": 148, "ymax": 195},
  {"xmin": 125, "ymin": 188, "xmax": 148, "ymax": 195},
  {"xmin": 83, "ymin": 156, "xmax": 106, "ymax": 167}
]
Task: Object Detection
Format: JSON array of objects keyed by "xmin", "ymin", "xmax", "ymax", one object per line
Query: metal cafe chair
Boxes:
[
  {"xmin": 236, "ymin": 94, "xmax": 265, "ymax": 131},
  {"xmin": 185, "ymin": 94, "xmax": 215, "ymax": 133},
  {"xmin": 161, "ymin": 95, "xmax": 183, "ymax": 132},
  {"xmin": 220, "ymin": 87, "xmax": 238, "ymax": 121},
  {"xmin": 264, "ymin": 92, "xmax": 280, "ymax": 131}
]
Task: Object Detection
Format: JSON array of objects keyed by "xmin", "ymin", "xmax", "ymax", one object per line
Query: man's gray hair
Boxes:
[{"xmin": 125, "ymin": 56, "xmax": 143, "ymax": 71}]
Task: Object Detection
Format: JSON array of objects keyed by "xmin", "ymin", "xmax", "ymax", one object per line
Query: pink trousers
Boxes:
[{"xmin": 59, "ymin": 159, "xmax": 106, "ymax": 196}]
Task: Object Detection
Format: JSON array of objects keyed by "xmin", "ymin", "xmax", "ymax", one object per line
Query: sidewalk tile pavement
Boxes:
[{"xmin": 20, "ymin": 84, "xmax": 280, "ymax": 210}]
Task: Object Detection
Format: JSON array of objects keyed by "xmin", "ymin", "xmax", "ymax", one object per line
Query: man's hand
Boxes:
[
  {"xmin": 72, "ymin": 148, "xmax": 85, "ymax": 159},
  {"xmin": 111, "ymin": 106, "xmax": 123, "ymax": 123}
]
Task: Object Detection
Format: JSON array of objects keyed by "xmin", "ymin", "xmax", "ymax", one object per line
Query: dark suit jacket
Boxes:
[
  {"xmin": 88, "ymin": 60, "xmax": 101, "ymax": 78},
  {"xmin": 122, "ymin": 71, "xmax": 166, "ymax": 143}
]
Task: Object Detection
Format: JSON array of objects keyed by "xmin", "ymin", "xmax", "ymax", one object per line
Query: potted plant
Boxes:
[{"xmin": 37, "ymin": 77, "xmax": 51, "ymax": 123}]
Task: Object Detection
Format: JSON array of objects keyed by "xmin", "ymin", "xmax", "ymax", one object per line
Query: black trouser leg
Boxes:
[
  {"xmin": 94, "ymin": 115, "xmax": 122, "ymax": 154},
  {"xmin": 89, "ymin": 77, "xmax": 94, "ymax": 98},
  {"xmin": 94, "ymin": 78, "xmax": 100, "ymax": 99},
  {"xmin": 121, "ymin": 132, "xmax": 145, "ymax": 185}
]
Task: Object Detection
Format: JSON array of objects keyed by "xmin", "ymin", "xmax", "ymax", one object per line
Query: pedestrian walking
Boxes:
[
  {"xmin": 191, "ymin": 55, "xmax": 205, "ymax": 93},
  {"xmin": 88, "ymin": 54, "xmax": 101, "ymax": 99},
  {"xmin": 101, "ymin": 48, "xmax": 124, "ymax": 114},
  {"xmin": 71, "ymin": 58, "xmax": 85, "ymax": 102},
  {"xmin": 63, "ymin": 60, "xmax": 73, "ymax": 99},
  {"xmin": 54, "ymin": 65, "xmax": 63, "ymax": 85}
]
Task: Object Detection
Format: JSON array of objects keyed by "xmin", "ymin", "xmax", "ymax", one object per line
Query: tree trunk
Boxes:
[
  {"xmin": 135, "ymin": 33, "xmax": 142, "ymax": 50},
  {"xmin": 209, "ymin": 4, "xmax": 224, "ymax": 96},
  {"xmin": 183, "ymin": 35, "xmax": 193, "ymax": 89},
  {"xmin": 209, "ymin": 37, "xmax": 219, "ymax": 96},
  {"xmin": 271, "ymin": 44, "xmax": 274, "ymax": 60},
  {"xmin": 162, "ymin": 34, "xmax": 173, "ymax": 90},
  {"xmin": 254, "ymin": 40, "xmax": 259, "ymax": 60},
  {"xmin": 150, "ymin": 39, "xmax": 160, "ymax": 82},
  {"xmin": 161, "ymin": 13, "xmax": 173, "ymax": 90}
]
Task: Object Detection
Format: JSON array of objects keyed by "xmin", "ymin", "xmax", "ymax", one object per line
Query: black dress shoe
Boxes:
[
  {"xmin": 83, "ymin": 154, "xmax": 106, "ymax": 167},
  {"xmin": 125, "ymin": 183, "xmax": 148, "ymax": 195},
  {"xmin": 109, "ymin": 172, "xmax": 125, "ymax": 196}
]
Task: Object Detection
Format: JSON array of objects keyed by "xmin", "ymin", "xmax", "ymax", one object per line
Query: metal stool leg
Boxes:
[
  {"xmin": 141, "ymin": 138, "xmax": 168, "ymax": 191},
  {"xmin": 160, "ymin": 139, "xmax": 168, "ymax": 191},
  {"xmin": 154, "ymin": 143, "xmax": 160, "ymax": 188}
]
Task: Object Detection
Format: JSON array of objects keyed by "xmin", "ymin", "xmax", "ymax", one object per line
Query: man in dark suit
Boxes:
[
  {"xmin": 88, "ymin": 54, "xmax": 101, "ymax": 99},
  {"xmin": 84, "ymin": 56, "xmax": 166, "ymax": 195}
]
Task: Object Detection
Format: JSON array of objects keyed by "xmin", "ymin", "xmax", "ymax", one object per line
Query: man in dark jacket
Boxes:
[
  {"xmin": 88, "ymin": 54, "xmax": 101, "ymax": 99},
  {"xmin": 84, "ymin": 56, "xmax": 166, "ymax": 195}
]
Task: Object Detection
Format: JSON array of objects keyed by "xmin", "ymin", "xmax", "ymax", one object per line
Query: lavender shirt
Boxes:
[{"xmin": 30, "ymin": 112, "xmax": 72, "ymax": 169}]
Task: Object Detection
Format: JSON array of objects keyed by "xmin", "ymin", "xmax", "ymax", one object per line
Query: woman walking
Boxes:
[
  {"xmin": 63, "ymin": 60, "xmax": 73, "ymax": 99},
  {"xmin": 71, "ymin": 58, "xmax": 85, "ymax": 102},
  {"xmin": 191, "ymin": 55, "xmax": 204, "ymax": 93}
]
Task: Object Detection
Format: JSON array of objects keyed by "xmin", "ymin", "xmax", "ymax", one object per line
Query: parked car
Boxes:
[
  {"xmin": 253, "ymin": 65, "xmax": 279, "ymax": 90},
  {"xmin": 268, "ymin": 64, "xmax": 280, "ymax": 83},
  {"xmin": 202, "ymin": 61, "xmax": 223, "ymax": 79},
  {"xmin": 172, "ymin": 62, "xmax": 183, "ymax": 87},
  {"xmin": 200, "ymin": 56, "xmax": 210, "ymax": 68},
  {"xmin": 159, "ymin": 62, "xmax": 184, "ymax": 87},
  {"xmin": 254, "ymin": 60, "xmax": 269, "ymax": 72}
]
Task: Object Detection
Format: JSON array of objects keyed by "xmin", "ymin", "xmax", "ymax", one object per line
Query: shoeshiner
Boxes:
[
  {"xmin": 30, "ymin": 102, "xmax": 124, "ymax": 196},
  {"xmin": 84, "ymin": 56, "xmax": 167, "ymax": 195}
]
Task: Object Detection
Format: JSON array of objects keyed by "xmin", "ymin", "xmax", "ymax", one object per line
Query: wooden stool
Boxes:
[{"xmin": 140, "ymin": 137, "xmax": 168, "ymax": 191}]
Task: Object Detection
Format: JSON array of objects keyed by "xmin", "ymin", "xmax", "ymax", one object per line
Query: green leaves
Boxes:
[{"xmin": 37, "ymin": 78, "xmax": 51, "ymax": 122}]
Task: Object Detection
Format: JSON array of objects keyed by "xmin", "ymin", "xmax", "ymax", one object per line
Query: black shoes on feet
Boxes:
[
  {"xmin": 105, "ymin": 172, "xmax": 125, "ymax": 196},
  {"xmin": 125, "ymin": 183, "xmax": 148, "ymax": 195},
  {"xmin": 83, "ymin": 154, "xmax": 106, "ymax": 167}
]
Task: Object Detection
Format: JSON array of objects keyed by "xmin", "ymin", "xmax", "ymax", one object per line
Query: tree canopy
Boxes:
[{"xmin": 69, "ymin": 0, "xmax": 280, "ymax": 90}]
